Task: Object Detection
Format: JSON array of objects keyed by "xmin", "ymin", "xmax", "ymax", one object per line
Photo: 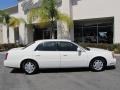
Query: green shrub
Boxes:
[
  {"xmin": 0, "ymin": 44, "xmax": 25, "ymax": 52},
  {"xmin": 112, "ymin": 44, "xmax": 120, "ymax": 54}
]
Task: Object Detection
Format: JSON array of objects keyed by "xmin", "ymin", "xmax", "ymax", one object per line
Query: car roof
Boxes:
[{"xmin": 35, "ymin": 39, "xmax": 71, "ymax": 43}]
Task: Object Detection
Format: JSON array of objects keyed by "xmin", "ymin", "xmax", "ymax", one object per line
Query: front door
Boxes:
[{"xmin": 58, "ymin": 42, "xmax": 88, "ymax": 67}]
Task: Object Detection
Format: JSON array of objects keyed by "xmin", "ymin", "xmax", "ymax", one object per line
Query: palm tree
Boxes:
[
  {"xmin": 0, "ymin": 10, "xmax": 20, "ymax": 43},
  {"xmin": 28, "ymin": 0, "xmax": 73, "ymax": 39}
]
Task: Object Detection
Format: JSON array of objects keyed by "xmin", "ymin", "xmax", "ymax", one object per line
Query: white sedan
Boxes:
[{"xmin": 4, "ymin": 39, "xmax": 116, "ymax": 74}]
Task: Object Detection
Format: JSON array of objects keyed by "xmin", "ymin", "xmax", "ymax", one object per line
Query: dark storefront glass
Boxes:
[
  {"xmin": 98, "ymin": 24, "xmax": 113, "ymax": 43},
  {"xmin": 74, "ymin": 18, "xmax": 113, "ymax": 44},
  {"xmin": 74, "ymin": 27, "xmax": 83, "ymax": 42},
  {"xmin": 83, "ymin": 26, "xmax": 97, "ymax": 43},
  {"xmin": 33, "ymin": 23, "xmax": 57, "ymax": 41}
]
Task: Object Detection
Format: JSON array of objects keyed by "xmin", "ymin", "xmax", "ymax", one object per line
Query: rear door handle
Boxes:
[{"xmin": 36, "ymin": 55, "xmax": 40, "ymax": 56}]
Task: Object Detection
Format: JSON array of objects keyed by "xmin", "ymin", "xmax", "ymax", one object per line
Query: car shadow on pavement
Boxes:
[
  {"xmin": 10, "ymin": 66, "xmax": 116, "ymax": 74},
  {"xmin": 10, "ymin": 68, "xmax": 24, "ymax": 74},
  {"xmin": 10, "ymin": 68, "xmax": 90, "ymax": 74},
  {"xmin": 106, "ymin": 66, "xmax": 116, "ymax": 70},
  {"xmin": 39, "ymin": 68, "xmax": 90, "ymax": 73}
]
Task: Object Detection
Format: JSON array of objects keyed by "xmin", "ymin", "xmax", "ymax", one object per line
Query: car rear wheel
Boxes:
[
  {"xmin": 90, "ymin": 58, "xmax": 106, "ymax": 71},
  {"xmin": 22, "ymin": 60, "xmax": 39, "ymax": 75}
]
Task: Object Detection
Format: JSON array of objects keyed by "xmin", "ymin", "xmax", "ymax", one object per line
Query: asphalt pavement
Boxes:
[
  {"xmin": 0, "ymin": 53, "xmax": 5, "ymax": 61},
  {"xmin": 0, "ymin": 53, "xmax": 120, "ymax": 90}
]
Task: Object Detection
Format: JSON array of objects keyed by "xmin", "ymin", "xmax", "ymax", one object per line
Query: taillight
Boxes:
[{"xmin": 5, "ymin": 53, "xmax": 8, "ymax": 60}]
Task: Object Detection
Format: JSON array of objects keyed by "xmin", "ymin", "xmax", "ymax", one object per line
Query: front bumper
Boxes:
[{"xmin": 107, "ymin": 58, "xmax": 116, "ymax": 66}]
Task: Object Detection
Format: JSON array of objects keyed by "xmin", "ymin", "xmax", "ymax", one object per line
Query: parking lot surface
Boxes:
[{"xmin": 0, "ymin": 53, "xmax": 120, "ymax": 90}]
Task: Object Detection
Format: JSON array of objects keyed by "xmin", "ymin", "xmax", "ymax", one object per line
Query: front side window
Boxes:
[
  {"xmin": 35, "ymin": 42, "xmax": 57, "ymax": 51},
  {"xmin": 58, "ymin": 42, "xmax": 78, "ymax": 51}
]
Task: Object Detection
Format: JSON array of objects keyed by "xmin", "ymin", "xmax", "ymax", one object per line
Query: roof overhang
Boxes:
[{"xmin": 3, "ymin": 5, "xmax": 18, "ymax": 14}]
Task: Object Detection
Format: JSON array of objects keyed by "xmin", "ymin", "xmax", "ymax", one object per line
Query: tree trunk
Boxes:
[
  {"xmin": 51, "ymin": 30, "xmax": 54, "ymax": 39},
  {"xmin": 51, "ymin": 20, "xmax": 55, "ymax": 39},
  {"xmin": 7, "ymin": 25, "xmax": 9, "ymax": 43}
]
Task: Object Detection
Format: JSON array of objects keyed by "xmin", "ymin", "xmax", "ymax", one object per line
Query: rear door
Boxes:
[{"xmin": 34, "ymin": 41, "xmax": 60, "ymax": 68}]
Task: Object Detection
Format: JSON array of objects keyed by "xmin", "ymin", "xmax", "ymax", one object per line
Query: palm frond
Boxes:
[
  {"xmin": 38, "ymin": 18, "xmax": 50, "ymax": 28},
  {"xmin": 19, "ymin": 18, "xmax": 28, "ymax": 24},
  {"xmin": 0, "ymin": 10, "xmax": 9, "ymax": 16},
  {"xmin": 57, "ymin": 11, "xmax": 73, "ymax": 29},
  {"xmin": 29, "ymin": 0, "xmax": 73, "ymax": 31},
  {"xmin": 9, "ymin": 17, "xmax": 20, "ymax": 27},
  {"xmin": 27, "ymin": 8, "xmax": 40, "ymax": 24},
  {"xmin": 0, "ymin": 17, "xmax": 3, "ymax": 23},
  {"xmin": 27, "ymin": 7, "xmax": 50, "ymax": 27},
  {"xmin": 0, "ymin": 10, "xmax": 9, "ymax": 24}
]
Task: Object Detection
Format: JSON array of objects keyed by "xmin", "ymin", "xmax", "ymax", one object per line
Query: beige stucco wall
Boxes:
[
  {"xmin": 57, "ymin": 0, "xmax": 74, "ymax": 41},
  {"xmin": 71, "ymin": 0, "xmax": 120, "ymax": 43},
  {"xmin": 57, "ymin": 0, "xmax": 120, "ymax": 43},
  {"xmin": 2, "ymin": 13, "xmax": 20, "ymax": 44},
  {"xmin": 2, "ymin": 0, "xmax": 120, "ymax": 44},
  {"xmin": 0, "ymin": 24, "xmax": 3, "ymax": 44},
  {"xmin": 19, "ymin": 0, "xmax": 120, "ymax": 44},
  {"xmin": 18, "ymin": 1, "xmax": 28, "ymax": 44}
]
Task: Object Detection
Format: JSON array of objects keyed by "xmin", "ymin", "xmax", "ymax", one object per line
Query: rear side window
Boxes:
[
  {"xmin": 35, "ymin": 42, "xmax": 57, "ymax": 51},
  {"xmin": 58, "ymin": 42, "xmax": 78, "ymax": 51}
]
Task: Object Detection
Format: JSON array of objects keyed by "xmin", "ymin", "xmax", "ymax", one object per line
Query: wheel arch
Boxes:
[
  {"xmin": 20, "ymin": 58, "xmax": 39, "ymax": 69},
  {"xmin": 89, "ymin": 56, "xmax": 107, "ymax": 67}
]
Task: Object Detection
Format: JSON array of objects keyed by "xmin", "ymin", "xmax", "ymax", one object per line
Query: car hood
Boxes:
[{"xmin": 88, "ymin": 47, "xmax": 110, "ymax": 52}]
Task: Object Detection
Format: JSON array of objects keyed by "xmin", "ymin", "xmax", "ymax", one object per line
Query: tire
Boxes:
[
  {"xmin": 90, "ymin": 58, "xmax": 106, "ymax": 72},
  {"xmin": 22, "ymin": 60, "xmax": 39, "ymax": 75}
]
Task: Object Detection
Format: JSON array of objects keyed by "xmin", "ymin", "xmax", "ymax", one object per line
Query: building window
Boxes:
[{"xmin": 74, "ymin": 17, "xmax": 114, "ymax": 44}]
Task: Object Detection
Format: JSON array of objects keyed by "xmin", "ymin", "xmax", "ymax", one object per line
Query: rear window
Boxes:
[
  {"xmin": 35, "ymin": 42, "xmax": 58, "ymax": 51},
  {"xmin": 23, "ymin": 42, "xmax": 35, "ymax": 49}
]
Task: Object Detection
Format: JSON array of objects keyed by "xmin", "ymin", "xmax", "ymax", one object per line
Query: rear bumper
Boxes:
[
  {"xmin": 4, "ymin": 60, "xmax": 12, "ymax": 67},
  {"xmin": 4, "ymin": 60, "xmax": 20, "ymax": 68}
]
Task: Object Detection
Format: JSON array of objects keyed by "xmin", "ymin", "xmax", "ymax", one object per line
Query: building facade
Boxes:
[{"xmin": 0, "ymin": 0, "xmax": 120, "ymax": 44}]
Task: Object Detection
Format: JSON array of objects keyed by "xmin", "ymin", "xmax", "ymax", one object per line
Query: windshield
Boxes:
[{"xmin": 84, "ymin": 47, "xmax": 90, "ymax": 51}]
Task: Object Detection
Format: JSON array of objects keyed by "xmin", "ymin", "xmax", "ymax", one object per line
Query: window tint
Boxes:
[
  {"xmin": 58, "ymin": 42, "xmax": 78, "ymax": 51},
  {"xmin": 23, "ymin": 42, "xmax": 35, "ymax": 49},
  {"xmin": 35, "ymin": 42, "xmax": 57, "ymax": 51}
]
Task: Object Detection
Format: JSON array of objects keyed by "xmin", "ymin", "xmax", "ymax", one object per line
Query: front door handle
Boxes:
[{"xmin": 63, "ymin": 55, "xmax": 67, "ymax": 56}]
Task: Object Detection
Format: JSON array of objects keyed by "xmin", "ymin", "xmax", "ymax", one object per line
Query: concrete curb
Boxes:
[
  {"xmin": 0, "ymin": 52, "xmax": 7, "ymax": 54},
  {"xmin": 115, "ymin": 54, "xmax": 120, "ymax": 57}
]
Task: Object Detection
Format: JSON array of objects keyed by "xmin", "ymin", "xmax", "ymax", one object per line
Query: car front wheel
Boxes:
[
  {"xmin": 22, "ymin": 60, "xmax": 39, "ymax": 75},
  {"xmin": 90, "ymin": 58, "xmax": 106, "ymax": 71}
]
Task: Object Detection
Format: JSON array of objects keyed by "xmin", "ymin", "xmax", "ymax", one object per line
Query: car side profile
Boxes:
[{"xmin": 4, "ymin": 39, "xmax": 116, "ymax": 74}]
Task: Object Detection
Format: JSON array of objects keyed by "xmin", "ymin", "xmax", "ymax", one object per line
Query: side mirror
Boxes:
[
  {"xmin": 77, "ymin": 47, "xmax": 81, "ymax": 56},
  {"xmin": 77, "ymin": 47, "xmax": 81, "ymax": 52}
]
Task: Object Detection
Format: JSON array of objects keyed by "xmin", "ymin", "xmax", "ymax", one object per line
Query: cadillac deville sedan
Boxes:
[{"xmin": 4, "ymin": 39, "xmax": 116, "ymax": 74}]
